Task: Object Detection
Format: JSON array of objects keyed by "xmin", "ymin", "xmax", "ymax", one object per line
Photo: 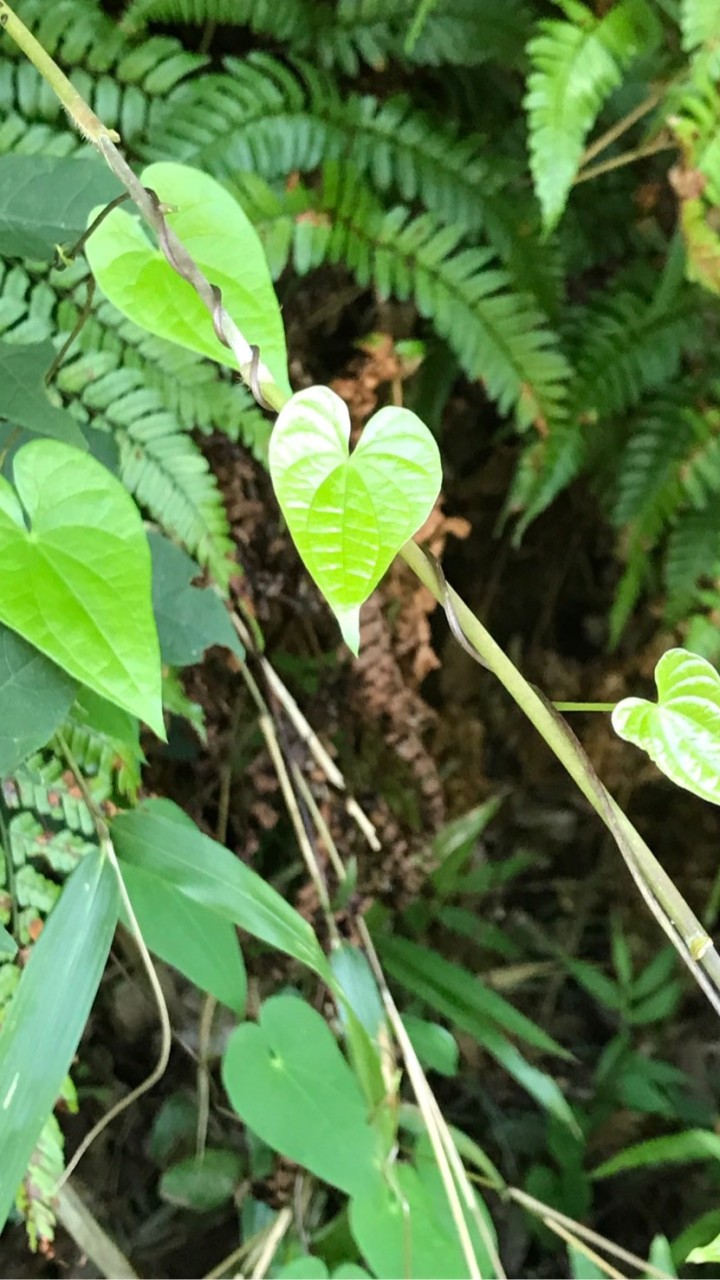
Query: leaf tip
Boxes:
[{"xmin": 335, "ymin": 607, "xmax": 361, "ymax": 656}]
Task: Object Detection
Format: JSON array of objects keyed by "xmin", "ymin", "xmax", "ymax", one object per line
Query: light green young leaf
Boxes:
[
  {"xmin": 0, "ymin": 850, "xmax": 119, "ymax": 1232},
  {"xmin": 111, "ymin": 799, "xmax": 331, "ymax": 982},
  {"xmin": 611, "ymin": 648, "xmax": 720, "ymax": 805},
  {"xmin": 85, "ymin": 161, "xmax": 290, "ymax": 393},
  {"xmin": 0, "ymin": 625, "xmax": 77, "ymax": 776},
  {"xmin": 221, "ymin": 995, "xmax": 384, "ymax": 1197},
  {"xmin": 0, "ymin": 155, "xmax": 122, "ymax": 260},
  {"xmin": 121, "ymin": 860, "xmax": 247, "ymax": 1013},
  {"xmin": 269, "ymin": 387, "xmax": 441, "ymax": 653},
  {"xmin": 680, "ymin": 0, "xmax": 720, "ymax": 51},
  {"xmin": 688, "ymin": 1229, "xmax": 720, "ymax": 1265},
  {"xmin": 526, "ymin": 0, "xmax": 660, "ymax": 230},
  {"xmin": 0, "ymin": 341, "xmax": 87, "ymax": 449},
  {"xmin": 0, "ymin": 441, "xmax": 163, "ymax": 735},
  {"xmin": 149, "ymin": 532, "xmax": 244, "ymax": 667}
]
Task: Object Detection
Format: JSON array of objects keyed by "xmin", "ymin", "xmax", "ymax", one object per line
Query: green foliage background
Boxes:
[{"xmin": 3, "ymin": 0, "xmax": 720, "ymax": 1272}]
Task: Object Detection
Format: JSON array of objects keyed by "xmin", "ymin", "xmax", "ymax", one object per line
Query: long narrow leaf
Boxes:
[
  {"xmin": 112, "ymin": 799, "xmax": 331, "ymax": 983},
  {"xmin": 0, "ymin": 850, "xmax": 119, "ymax": 1230}
]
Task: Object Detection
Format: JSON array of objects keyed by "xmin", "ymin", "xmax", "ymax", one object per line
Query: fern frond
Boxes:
[
  {"xmin": 269, "ymin": 166, "xmax": 569, "ymax": 430},
  {"xmin": 505, "ymin": 424, "xmax": 586, "ymax": 541},
  {"xmin": 123, "ymin": 0, "xmax": 309, "ymax": 41},
  {"xmin": 611, "ymin": 398, "xmax": 694, "ymax": 528},
  {"xmin": 9, "ymin": 812, "xmax": 97, "ymax": 877},
  {"xmin": 680, "ymin": 0, "xmax": 720, "ymax": 51},
  {"xmin": 314, "ymin": 0, "xmax": 533, "ymax": 73},
  {"xmin": 116, "ymin": 404, "xmax": 235, "ymax": 587},
  {"xmin": 665, "ymin": 505, "xmax": 720, "ymax": 621},
  {"xmin": 16, "ymin": 1114, "xmax": 67, "ymax": 1253},
  {"xmin": 569, "ymin": 288, "xmax": 700, "ymax": 421},
  {"xmin": 1, "ymin": 0, "xmax": 206, "ymax": 150},
  {"xmin": 125, "ymin": 0, "xmax": 532, "ymax": 71},
  {"xmin": 525, "ymin": 0, "xmax": 661, "ymax": 230},
  {"xmin": 146, "ymin": 56, "xmax": 508, "ymax": 241},
  {"xmin": 4, "ymin": 756, "xmax": 97, "ymax": 835}
]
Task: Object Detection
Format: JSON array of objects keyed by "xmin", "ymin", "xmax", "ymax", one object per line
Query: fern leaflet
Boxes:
[{"xmin": 526, "ymin": 0, "xmax": 661, "ymax": 230}]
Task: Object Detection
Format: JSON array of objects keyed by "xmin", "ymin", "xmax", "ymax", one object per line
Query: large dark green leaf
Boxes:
[
  {"xmin": 112, "ymin": 799, "xmax": 331, "ymax": 982},
  {"xmin": 0, "ymin": 155, "xmax": 122, "ymax": 260},
  {"xmin": 121, "ymin": 859, "xmax": 247, "ymax": 1013},
  {"xmin": 149, "ymin": 532, "xmax": 244, "ymax": 667},
  {"xmin": 0, "ymin": 341, "xmax": 87, "ymax": 448},
  {"xmin": 0, "ymin": 850, "xmax": 119, "ymax": 1231},
  {"xmin": 222, "ymin": 994, "xmax": 383, "ymax": 1197},
  {"xmin": 0, "ymin": 625, "xmax": 77, "ymax": 775}
]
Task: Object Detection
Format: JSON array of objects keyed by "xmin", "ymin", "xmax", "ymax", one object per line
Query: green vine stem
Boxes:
[{"xmin": 4, "ymin": 0, "xmax": 720, "ymax": 1013}]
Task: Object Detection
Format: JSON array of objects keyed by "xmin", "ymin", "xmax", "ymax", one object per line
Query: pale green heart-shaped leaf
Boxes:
[
  {"xmin": 269, "ymin": 387, "xmax": 441, "ymax": 652},
  {"xmin": 0, "ymin": 440, "xmax": 162, "ymax": 735},
  {"xmin": 221, "ymin": 994, "xmax": 383, "ymax": 1197},
  {"xmin": 85, "ymin": 161, "xmax": 290, "ymax": 393},
  {"xmin": 611, "ymin": 647, "xmax": 720, "ymax": 804}
]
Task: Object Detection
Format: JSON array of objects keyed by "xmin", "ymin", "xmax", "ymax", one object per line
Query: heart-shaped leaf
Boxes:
[
  {"xmin": 0, "ymin": 440, "xmax": 162, "ymax": 735},
  {"xmin": 221, "ymin": 995, "xmax": 385, "ymax": 1197},
  {"xmin": 269, "ymin": 387, "xmax": 441, "ymax": 652},
  {"xmin": 612, "ymin": 647, "xmax": 720, "ymax": 804},
  {"xmin": 85, "ymin": 161, "xmax": 290, "ymax": 394}
]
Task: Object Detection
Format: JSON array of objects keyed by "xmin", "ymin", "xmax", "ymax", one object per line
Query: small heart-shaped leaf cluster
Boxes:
[
  {"xmin": 269, "ymin": 386, "xmax": 442, "ymax": 652},
  {"xmin": 612, "ymin": 647, "xmax": 720, "ymax": 805}
]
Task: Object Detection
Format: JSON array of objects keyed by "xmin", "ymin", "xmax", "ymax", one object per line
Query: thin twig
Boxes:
[
  {"xmin": 579, "ymin": 88, "xmax": 665, "ymax": 167},
  {"xmin": 575, "ymin": 137, "xmax": 674, "ymax": 186},
  {"xmin": 508, "ymin": 1187, "xmax": 670, "ymax": 1279}
]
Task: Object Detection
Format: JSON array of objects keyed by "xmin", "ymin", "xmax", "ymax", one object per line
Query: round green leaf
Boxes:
[
  {"xmin": 269, "ymin": 387, "xmax": 441, "ymax": 653},
  {"xmin": 85, "ymin": 161, "xmax": 290, "ymax": 394},
  {"xmin": 612, "ymin": 647, "xmax": 720, "ymax": 805},
  {"xmin": 221, "ymin": 994, "xmax": 383, "ymax": 1197},
  {"xmin": 0, "ymin": 440, "xmax": 162, "ymax": 735}
]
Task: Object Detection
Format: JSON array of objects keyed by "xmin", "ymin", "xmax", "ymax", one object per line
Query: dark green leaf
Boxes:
[
  {"xmin": 149, "ymin": 532, "xmax": 244, "ymax": 667},
  {"xmin": 121, "ymin": 860, "xmax": 247, "ymax": 1013},
  {"xmin": 112, "ymin": 799, "xmax": 331, "ymax": 982},
  {"xmin": 222, "ymin": 995, "xmax": 383, "ymax": 1197},
  {"xmin": 0, "ymin": 625, "xmax": 77, "ymax": 775},
  {"xmin": 0, "ymin": 155, "xmax": 122, "ymax": 260},
  {"xmin": 0, "ymin": 341, "xmax": 87, "ymax": 448},
  {"xmin": 160, "ymin": 1148, "xmax": 243, "ymax": 1212},
  {"xmin": 376, "ymin": 935, "xmax": 569, "ymax": 1058},
  {"xmin": 0, "ymin": 850, "xmax": 119, "ymax": 1231}
]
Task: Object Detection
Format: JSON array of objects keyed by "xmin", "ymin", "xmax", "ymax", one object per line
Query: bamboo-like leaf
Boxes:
[{"xmin": 0, "ymin": 850, "xmax": 119, "ymax": 1232}]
